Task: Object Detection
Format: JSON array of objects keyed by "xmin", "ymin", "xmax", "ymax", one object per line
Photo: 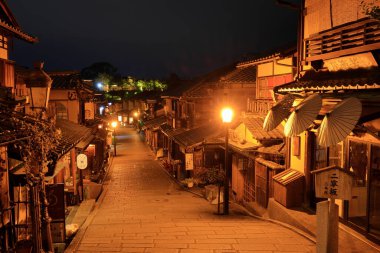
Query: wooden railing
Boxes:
[
  {"xmin": 305, "ymin": 18, "xmax": 380, "ymax": 61},
  {"xmin": 247, "ymin": 99, "xmax": 274, "ymax": 116}
]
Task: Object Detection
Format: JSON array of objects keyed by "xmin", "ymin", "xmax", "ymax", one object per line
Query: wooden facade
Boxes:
[{"xmin": 270, "ymin": 0, "xmax": 380, "ymax": 243}]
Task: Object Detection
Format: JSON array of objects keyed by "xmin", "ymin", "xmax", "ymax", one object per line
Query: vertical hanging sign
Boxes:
[{"xmin": 185, "ymin": 153, "xmax": 194, "ymax": 170}]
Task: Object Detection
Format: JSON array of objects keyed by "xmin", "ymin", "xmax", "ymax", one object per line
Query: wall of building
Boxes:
[
  {"xmin": 304, "ymin": 0, "xmax": 373, "ymax": 39},
  {"xmin": 234, "ymin": 123, "xmax": 261, "ymax": 146},
  {"xmin": 257, "ymin": 57, "xmax": 293, "ymax": 77},
  {"xmin": 0, "ymin": 35, "xmax": 8, "ymax": 60},
  {"xmin": 289, "ymin": 132, "xmax": 307, "ymax": 174},
  {"xmin": 85, "ymin": 102, "xmax": 95, "ymax": 120}
]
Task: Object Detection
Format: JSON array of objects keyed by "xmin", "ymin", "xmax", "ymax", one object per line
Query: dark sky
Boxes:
[{"xmin": 8, "ymin": 1, "xmax": 299, "ymax": 79}]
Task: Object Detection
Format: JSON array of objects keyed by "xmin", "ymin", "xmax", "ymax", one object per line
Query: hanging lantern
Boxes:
[{"xmin": 25, "ymin": 61, "xmax": 52, "ymax": 109}]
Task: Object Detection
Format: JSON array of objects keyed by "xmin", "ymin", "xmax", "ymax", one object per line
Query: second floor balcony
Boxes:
[
  {"xmin": 305, "ymin": 18, "xmax": 380, "ymax": 62},
  {"xmin": 247, "ymin": 98, "xmax": 274, "ymax": 116}
]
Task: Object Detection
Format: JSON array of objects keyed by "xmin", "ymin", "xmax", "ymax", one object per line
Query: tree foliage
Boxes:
[
  {"xmin": 17, "ymin": 117, "xmax": 60, "ymax": 179},
  {"xmin": 80, "ymin": 62, "xmax": 118, "ymax": 80}
]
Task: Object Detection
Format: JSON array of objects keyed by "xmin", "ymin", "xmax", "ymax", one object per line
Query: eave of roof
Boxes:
[
  {"xmin": 0, "ymin": 20, "xmax": 38, "ymax": 43},
  {"xmin": 237, "ymin": 46, "xmax": 297, "ymax": 67},
  {"xmin": 55, "ymin": 119, "xmax": 93, "ymax": 157},
  {"xmin": 274, "ymin": 68, "xmax": 380, "ymax": 94}
]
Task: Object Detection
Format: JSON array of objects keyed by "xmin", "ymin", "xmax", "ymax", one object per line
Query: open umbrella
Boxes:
[
  {"xmin": 318, "ymin": 97, "xmax": 361, "ymax": 147},
  {"xmin": 263, "ymin": 94, "xmax": 295, "ymax": 131},
  {"xmin": 284, "ymin": 94, "xmax": 322, "ymax": 137}
]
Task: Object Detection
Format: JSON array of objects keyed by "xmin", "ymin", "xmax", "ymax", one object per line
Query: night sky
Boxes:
[{"xmin": 8, "ymin": 1, "xmax": 299, "ymax": 79}]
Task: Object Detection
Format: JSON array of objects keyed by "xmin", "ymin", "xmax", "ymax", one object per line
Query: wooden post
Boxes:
[
  {"xmin": 312, "ymin": 166, "xmax": 353, "ymax": 253},
  {"xmin": 79, "ymin": 169, "xmax": 84, "ymax": 201},
  {"xmin": 316, "ymin": 199, "xmax": 338, "ymax": 253},
  {"xmin": 317, "ymin": 200, "xmax": 329, "ymax": 253},
  {"xmin": 328, "ymin": 198, "xmax": 338, "ymax": 253}
]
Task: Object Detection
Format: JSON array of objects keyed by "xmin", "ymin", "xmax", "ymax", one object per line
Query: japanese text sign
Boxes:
[{"xmin": 312, "ymin": 166, "xmax": 353, "ymax": 200}]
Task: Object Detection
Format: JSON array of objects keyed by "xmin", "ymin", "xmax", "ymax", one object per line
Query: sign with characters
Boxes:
[
  {"xmin": 76, "ymin": 153, "xmax": 88, "ymax": 170},
  {"xmin": 311, "ymin": 165, "xmax": 353, "ymax": 200},
  {"xmin": 185, "ymin": 153, "xmax": 194, "ymax": 170}
]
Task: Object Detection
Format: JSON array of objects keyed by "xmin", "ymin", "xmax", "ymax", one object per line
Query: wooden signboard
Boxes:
[
  {"xmin": 185, "ymin": 153, "xmax": 194, "ymax": 170},
  {"xmin": 311, "ymin": 165, "xmax": 353, "ymax": 200}
]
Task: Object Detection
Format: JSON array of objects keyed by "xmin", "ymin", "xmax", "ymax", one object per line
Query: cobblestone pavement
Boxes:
[{"xmin": 72, "ymin": 127, "xmax": 316, "ymax": 253}]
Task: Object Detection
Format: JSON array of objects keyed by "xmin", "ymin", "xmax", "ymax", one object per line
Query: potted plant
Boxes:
[{"xmin": 181, "ymin": 178, "xmax": 194, "ymax": 188}]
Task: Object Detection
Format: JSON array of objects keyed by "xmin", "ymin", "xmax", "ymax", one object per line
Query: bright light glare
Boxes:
[
  {"xmin": 97, "ymin": 82, "xmax": 103, "ymax": 89},
  {"xmin": 221, "ymin": 107, "xmax": 233, "ymax": 123},
  {"xmin": 99, "ymin": 106, "xmax": 104, "ymax": 115},
  {"xmin": 111, "ymin": 121, "xmax": 117, "ymax": 128},
  {"xmin": 118, "ymin": 115, "xmax": 122, "ymax": 122},
  {"xmin": 134, "ymin": 112, "xmax": 138, "ymax": 117}
]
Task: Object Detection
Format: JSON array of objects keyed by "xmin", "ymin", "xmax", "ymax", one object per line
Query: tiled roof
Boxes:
[
  {"xmin": 274, "ymin": 67, "xmax": 380, "ymax": 93},
  {"xmin": 50, "ymin": 73, "xmax": 82, "ymax": 90},
  {"xmin": 172, "ymin": 124, "xmax": 223, "ymax": 148},
  {"xmin": 160, "ymin": 123, "xmax": 186, "ymax": 138},
  {"xmin": 184, "ymin": 65, "xmax": 236, "ymax": 98},
  {"xmin": 257, "ymin": 143, "xmax": 286, "ymax": 155},
  {"xmin": 161, "ymin": 80, "xmax": 195, "ymax": 98},
  {"xmin": 220, "ymin": 65, "xmax": 256, "ymax": 83},
  {"xmin": 142, "ymin": 116, "xmax": 166, "ymax": 130},
  {"xmin": 256, "ymin": 157, "xmax": 285, "ymax": 170},
  {"xmin": 55, "ymin": 119, "xmax": 93, "ymax": 157},
  {"xmin": 237, "ymin": 45, "xmax": 296, "ymax": 67},
  {"xmin": 244, "ymin": 117, "xmax": 284, "ymax": 140}
]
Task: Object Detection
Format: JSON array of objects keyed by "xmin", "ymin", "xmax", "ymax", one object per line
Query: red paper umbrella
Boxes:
[
  {"xmin": 263, "ymin": 94, "xmax": 295, "ymax": 131},
  {"xmin": 284, "ymin": 94, "xmax": 322, "ymax": 137},
  {"xmin": 318, "ymin": 97, "xmax": 361, "ymax": 147}
]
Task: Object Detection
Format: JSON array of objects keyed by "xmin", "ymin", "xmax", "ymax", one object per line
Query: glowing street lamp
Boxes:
[
  {"xmin": 111, "ymin": 121, "xmax": 117, "ymax": 156},
  {"xmin": 221, "ymin": 107, "xmax": 233, "ymax": 215}
]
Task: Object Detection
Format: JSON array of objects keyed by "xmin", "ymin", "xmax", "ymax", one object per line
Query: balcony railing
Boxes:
[
  {"xmin": 247, "ymin": 99, "xmax": 274, "ymax": 116},
  {"xmin": 305, "ymin": 18, "xmax": 380, "ymax": 62}
]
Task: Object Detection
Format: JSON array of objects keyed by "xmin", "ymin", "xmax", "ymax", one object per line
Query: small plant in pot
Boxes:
[{"xmin": 181, "ymin": 177, "xmax": 194, "ymax": 188}]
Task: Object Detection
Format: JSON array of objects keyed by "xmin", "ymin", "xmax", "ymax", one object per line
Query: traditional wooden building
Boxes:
[
  {"xmin": 229, "ymin": 116, "xmax": 285, "ymax": 207},
  {"xmin": 0, "ymin": 1, "xmax": 39, "ymax": 251},
  {"xmin": 236, "ymin": 47, "xmax": 296, "ymax": 116},
  {"xmin": 267, "ymin": 0, "xmax": 380, "ymax": 243}
]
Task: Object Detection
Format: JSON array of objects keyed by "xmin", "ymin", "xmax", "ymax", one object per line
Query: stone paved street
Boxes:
[{"xmin": 69, "ymin": 127, "xmax": 316, "ymax": 253}]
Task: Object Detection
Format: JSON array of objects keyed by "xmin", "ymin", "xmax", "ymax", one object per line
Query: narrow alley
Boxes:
[{"xmin": 66, "ymin": 127, "xmax": 315, "ymax": 253}]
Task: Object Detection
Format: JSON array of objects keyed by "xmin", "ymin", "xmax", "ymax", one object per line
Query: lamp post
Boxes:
[
  {"xmin": 25, "ymin": 61, "xmax": 54, "ymax": 252},
  {"xmin": 221, "ymin": 107, "xmax": 233, "ymax": 215},
  {"xmin": 111, "ymin": 121, "xmax": 117, "ymax": 156},
  {"xmin": 133, "ymin": 111, "xmax": 140, "ymax": 130}
]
